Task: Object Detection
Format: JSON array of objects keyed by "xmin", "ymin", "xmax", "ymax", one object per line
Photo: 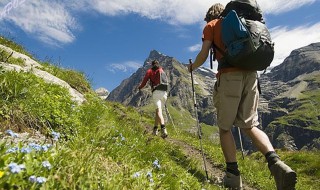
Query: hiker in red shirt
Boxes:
[
  {"xmin": 189, "ymin": 2, "xmax": 296, "ymax": 189},
  {"xmin": 139, "ymin": 60, "xmax": 168, "ymax": 138}
]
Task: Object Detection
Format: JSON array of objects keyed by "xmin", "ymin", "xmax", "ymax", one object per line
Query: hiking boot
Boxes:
[
  {"xmin": 161, "ymin": 127, "xmax": 168, "ymax": 139},
  {"xmin": 269, "ymin": 160, "xmax": 297, "ymax": 190},
  {"xmin": 223, "ymin": 171, "xmax": 242, "ymax": 190},
  {"xmin": 152, "ymin": 127, "xmax": 158, "ymax": 136}
]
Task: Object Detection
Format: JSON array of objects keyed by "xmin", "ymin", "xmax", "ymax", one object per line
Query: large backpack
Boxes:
[
  {"xmin": 213, "ymin": 0, "xmax": 274, "ymax": 71},
  {"xmin": 152, "ymin": 67, "xmax": 168, "ymax": 92}
]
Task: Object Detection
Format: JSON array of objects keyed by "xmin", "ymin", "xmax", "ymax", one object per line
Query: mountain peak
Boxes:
[
  {"xmin": 269, "ymin": 42, "xmax": 320, "ymax": 82},
  {"xmin": 148, "ymin": 50, "xmax": 166, "ymax": 60},
  {"xmin": 143, "ymin": 50, "xmax": 172, "ymax": 66}
]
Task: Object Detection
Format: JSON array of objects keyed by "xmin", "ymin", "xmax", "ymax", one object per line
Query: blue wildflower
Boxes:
[
  {"xmin": 8, "ymin": 163, "xmax": 25, "ymax": 174},
  {"xmin": 29, "ymin": 175, "xmax": 37, "ymax": 183},
  {"xmin": 29, "ymin": 176, "xmax": 47, "ymax": 184},
  {"xmin": 42, "ymin": 161, "xmax": 52, "ymax": 170},
  {"xmin": 146, "ymin": 171, "xmax": 152, "ymax": 178},
  {"xmin": 153, "ymin": 159, "xmax": 161, "ymax": 169},
  {"xmin": 29, "ymin": 143, "xmax": 42, "ymax": 152},
  {"xmin": 41, "ymin": 144, "xmax": 52, "ymax": 152},
  {"xmin": 21, "ymin": 147, "xmax": 32, "ymax": 153},
  {"xmin": 51, "ymin": 131, "xmax": 60, "ymax": 141},
  {"xmin": 146, "ymin": 171, "xmax": 154, "ymax": 183},
  {"xmin": 133, "ymin": 172, "xmax": 141, "ymax": 178},
  {"xmin": 5, "ymin": 130, "xmax": 18, "ymax": 138},
  {"xmin": 6, "ymin": 147, "xmax": 19, "ymax": 153},
  {"xmin": 36, "ymin": 177, "xmax": 47, "ymax": 184}
]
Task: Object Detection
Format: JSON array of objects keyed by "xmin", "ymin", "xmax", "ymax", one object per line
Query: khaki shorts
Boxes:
[
  {"xmin": 213, "ymin": 71, "xmax": 259, "ymax": 130},
  {"xmin": 152, "ymin": 90, "xmax": 167, "ymax": 110}
]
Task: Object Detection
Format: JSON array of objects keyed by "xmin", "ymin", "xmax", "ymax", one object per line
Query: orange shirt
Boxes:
[
  {"xmin": 203, "ymin": 19, "xmax": 245, "ymax": 76},
  {"xmin": 202, "ymin": 19, "xmax": 225, "ymax": 61}
]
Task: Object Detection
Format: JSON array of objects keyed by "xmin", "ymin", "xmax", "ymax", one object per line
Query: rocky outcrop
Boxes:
[
  {"xmin": 0, "ymin": 44, "xmax": 85, "ymax": 103},
  {"xmin": 268, "ymin": 42, "xmax": 320, "ymax": 82},
  {"xmin": 95, "ymin": 87, "xmax": 109, "ymax": 100}
]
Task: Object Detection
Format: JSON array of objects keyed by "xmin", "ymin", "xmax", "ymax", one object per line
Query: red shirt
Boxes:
[{"xmin": 139, "ymin": 67, "xmax": 164, "ymax": 90}]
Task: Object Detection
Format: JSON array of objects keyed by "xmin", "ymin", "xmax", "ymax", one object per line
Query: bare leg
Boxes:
[
  {"xmin": 154, "ymin": 109, "xmax": 160, "ymax": 126},
  {"xmin": 241, "ymin": 127, "xmax": 274, "ymax": 155},
  {"xmin": 219, "ymin": 128, "xmax": 237, "ymax": 162},
  {"xmin": 155, "ymin": 107, "xmax": 165, "ymax": 125}
]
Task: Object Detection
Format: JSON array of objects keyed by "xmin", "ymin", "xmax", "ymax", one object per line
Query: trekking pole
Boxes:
[
  {"xmin": 237, "ymin": 127, "xmax": 245, "ymax": 160},
  {"xmin": 209, "ymin": 48, "xmax": 214, "ymax": 70},
  {"xmin": 189, "ymin": 59, "xmax": 209, "ymax": 181},
  {"xmin": 164, "ymin": 103, "xmax": 177, "ymax": 133}
]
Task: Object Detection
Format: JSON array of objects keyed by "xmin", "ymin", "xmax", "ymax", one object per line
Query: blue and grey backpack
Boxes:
[{"xmin": 213, "ymin": 0, "xmax": 274, "ymax": 71}]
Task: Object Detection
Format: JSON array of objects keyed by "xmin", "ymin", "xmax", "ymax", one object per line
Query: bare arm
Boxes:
[{"xmin": 189, "ymin": 40, "xmax": 212, "ymax": 71}]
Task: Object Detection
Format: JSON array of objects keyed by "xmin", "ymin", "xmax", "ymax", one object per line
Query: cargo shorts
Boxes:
[
  {"xmin": 152, "ymin": 90, "xmax": 167, "ymax": 110},
  {"xmin": 213, "ymin": 71, "xmax": 259, "ymax": 131}
]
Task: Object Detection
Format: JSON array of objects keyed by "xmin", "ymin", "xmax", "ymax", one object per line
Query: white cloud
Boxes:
[
  {"xmin": 188, "ymin": 44, "xmax": 202, "ymax": 52},
  {"xmin": 70, "ymin": 0, "xmax": 316, "ymax": 24},
  {"xmin": 0, "ymin": 0, "xmax": 318, "ymax": 47},
  {"xmin": 72, "ymin": 0, "xmax": 219, "ymax": 25},
  {"xmin": 271, "ymin": 22, "xmax": 320, "ymax": 66},
  {"xmin": 0, "ymin": 0, "xmax": 79, "ymax": 46},
  {"xmin": 108, "ymin": 61, "xmax": 142, "ymax": 73},
  {"xmin": 259, "ymin": 0, "xmax": 315, "ymax": 15}
]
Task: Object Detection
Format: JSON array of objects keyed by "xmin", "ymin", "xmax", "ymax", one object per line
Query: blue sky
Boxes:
[{"xmin": 0, "ymin": 0, "xmax": 319, "ymax": 92}]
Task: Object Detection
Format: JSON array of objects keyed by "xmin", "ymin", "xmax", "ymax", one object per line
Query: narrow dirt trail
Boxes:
[{"xmin": 166, "ymin": 137, "xmax": 258, "ymax": 190}]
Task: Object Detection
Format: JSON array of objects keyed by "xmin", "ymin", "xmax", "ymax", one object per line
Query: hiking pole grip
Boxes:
[
  {"xmin": 209, "ymin": 48, "xmax": 213, "ymax": 70},
  {"xmin": 189, "ymin": 59, "xmax": 197, "ymax": 106}
]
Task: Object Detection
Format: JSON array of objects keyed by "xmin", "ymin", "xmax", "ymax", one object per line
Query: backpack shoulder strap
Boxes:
[{"xmin": 211, "ymin": 43, "xmax": 227, "ymax": 57}]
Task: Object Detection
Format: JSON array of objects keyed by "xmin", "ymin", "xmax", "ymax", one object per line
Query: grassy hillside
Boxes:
[
  {"xmin": 0, "ymin": 36, "xmax": 319, "ymax": 189},
  {"xmin": 269, "ymin": 74, "xmax": 320, "ymax": 131}
]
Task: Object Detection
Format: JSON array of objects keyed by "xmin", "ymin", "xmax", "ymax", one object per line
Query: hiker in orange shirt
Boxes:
[{"xmin": 189, "ymin": 2, "xmax": 296, "ymax": 189}]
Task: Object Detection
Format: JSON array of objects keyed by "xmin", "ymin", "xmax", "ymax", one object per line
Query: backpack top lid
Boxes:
[
  {"xmin": 221, "ymin": 0, "xmax": 264, "ymax": 22},
  {"xmin": 231, "ymin": 0, "xmax": 258, "ymax": 7}
]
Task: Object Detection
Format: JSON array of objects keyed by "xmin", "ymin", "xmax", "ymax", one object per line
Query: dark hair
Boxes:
[
  {"xmin": 151, "ymin": 60, "xmax": 160, "ymax": 71},
  {"xmin": 204, "ymin": 3, "xmax": 225, "ymax": 22},
  {"xmin": 152, "ymin": 60, "xmax": 159, "ymax": 66}
]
